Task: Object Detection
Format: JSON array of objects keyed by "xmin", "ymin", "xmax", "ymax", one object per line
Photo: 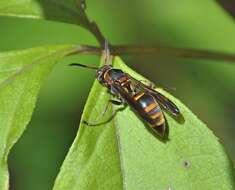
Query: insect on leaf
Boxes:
[{"xmin": 53, "ymin": 57, "xmax": 235, "ymax": 190}]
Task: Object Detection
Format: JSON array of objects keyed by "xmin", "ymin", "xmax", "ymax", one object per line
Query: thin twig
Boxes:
[
  {"xmin": 70, "ymin": 44, "xmax": 235, "ymax": 64},
  {"xmin": 76, "ymin": 0, "xmax": 106, "ymax": 46},
  {"xmin": 111, "ymin": 45, "xmax": 235, "ymax": 63},
  {"xmin": 67, "ymin": 45, "xmax": 101, "ymax": 56}
]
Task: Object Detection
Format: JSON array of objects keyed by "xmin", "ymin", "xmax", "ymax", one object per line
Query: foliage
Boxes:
[
  {"xmin": 0, "ymin": 1, "xmax": 234, "ymax": 190},
  {"xmin": 0, "ymin": 45, "xmax": 77, "ymax": 189}
]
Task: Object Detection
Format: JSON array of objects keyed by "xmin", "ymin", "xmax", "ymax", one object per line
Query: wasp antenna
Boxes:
[
  {"xmin": 69, "ymin": 63, "xmax": 98, "ymax": 70},
  {"xmin": 163, "ymin": 86, "xmax": 176, "ymax": 91}
]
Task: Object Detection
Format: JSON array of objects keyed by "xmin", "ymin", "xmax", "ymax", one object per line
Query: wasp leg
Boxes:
[
  {"xmin": 162, "ymin": 86, "xmax": 176, "ymax": 91},
  {"xmin": 139, "ymin": 80, "xmax": 156, "ymax": 88},
  {"xmin": 109, "ymin": 99, "xmax": 123, "ymax": 105},
  {"xmin": 83, "ymin": 99, "xmax": 125, "ymax": 126},
  {"xmin": 99, "ymin": 99, "xmax": 123, "ymax": 119}
]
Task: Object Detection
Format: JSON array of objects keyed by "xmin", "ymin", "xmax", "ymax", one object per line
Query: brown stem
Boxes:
[
  {"xmin": 73, "ymin": 0, "xmax": 235, "ymax": 62},
  {"xmin": 67, "ymin": 44, "xmax": 235, "ymax": 64},
  {"xmin": 67, "ymin": 45, "xmax": 101, "ymax": 56},
  {"xmin": 76, "ymin": 0, "xmax": 106, "ymax": 46},
  {"xmin": 111, "ymin": 45, "xmax": 235, "ymax": 63}
]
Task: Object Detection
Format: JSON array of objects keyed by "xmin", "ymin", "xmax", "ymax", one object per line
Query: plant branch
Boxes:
[
  {"xmin": 111, "ymin": 45, "xmax": 235, "ymax": 63},
  {"xmin": 76, "ymin": 0, "xmax": 106, "ymax": 46},
  {"xmin": 70, "ymin": 44, "xmax": 235, "ymax": 64},
  {"xmin": 68, "ymin": 45, "xmax": 101, "ymax": 55}
]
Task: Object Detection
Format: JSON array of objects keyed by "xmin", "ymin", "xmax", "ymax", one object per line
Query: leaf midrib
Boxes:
[{"xmin": 114, "ymin": 113, "xmax": 127, "ymax": 190}]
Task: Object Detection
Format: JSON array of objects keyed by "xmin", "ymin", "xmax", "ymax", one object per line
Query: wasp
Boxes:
[{"xmin": 70, "ymin": 44, "xmax": 181, "ymax": 138}]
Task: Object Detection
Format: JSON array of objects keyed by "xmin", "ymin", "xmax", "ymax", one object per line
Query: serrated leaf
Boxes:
[
  {"xmin": 54, "ymin": 57, "xmax": 235, "ymax": 190},
  {"xmin": 0, "ymin": 44, "xmax": 77, "ymax": 190},
  {"xmin": 0, "ymin": 0, "xmax": 87, "ymax": 28}
]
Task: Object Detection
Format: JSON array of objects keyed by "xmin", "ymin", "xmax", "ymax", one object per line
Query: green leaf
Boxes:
[
  {"xmin": 0, "ymin": 0, "xmax": 87, "ymax": 27},
  {"xmin": 0, "ymin": 44, "xmax": 77, "ymax": 190},
  {"xmin": 54, "ymin": 57, "xmax": 235, "ymax": 190}
]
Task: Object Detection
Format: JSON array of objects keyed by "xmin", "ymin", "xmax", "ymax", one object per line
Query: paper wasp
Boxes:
[{"xmin": 70, "ymin": 43, "xmax": 181, "ymax": 138}]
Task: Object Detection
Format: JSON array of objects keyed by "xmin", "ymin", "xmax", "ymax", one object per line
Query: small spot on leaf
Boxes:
[{"xmin": 183, "ymin": 160, "xmax": 190, "ymax": 169}]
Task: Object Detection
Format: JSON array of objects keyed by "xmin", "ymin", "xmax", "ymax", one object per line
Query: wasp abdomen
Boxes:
[{"xmin": 133, "ymin": 92, "xmax": 166, "ymax": 136}]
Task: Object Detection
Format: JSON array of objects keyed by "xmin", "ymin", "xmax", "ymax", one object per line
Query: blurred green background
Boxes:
[{"xmin": 0, "ymin": 1, "xmax": 234, "ymax": 190}]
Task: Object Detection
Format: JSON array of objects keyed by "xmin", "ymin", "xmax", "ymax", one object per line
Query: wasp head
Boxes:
[{"xmin": 96, "ymin": 65, "xmax": 112, "ymax": 84}]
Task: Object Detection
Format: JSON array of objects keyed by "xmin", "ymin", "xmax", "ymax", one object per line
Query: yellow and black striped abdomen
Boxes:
[{"xmin": 133, "ymin": 92, "xmax": 166, "ymax": 136}]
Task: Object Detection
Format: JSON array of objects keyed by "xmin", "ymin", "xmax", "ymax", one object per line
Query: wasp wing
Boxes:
[
  {"xmin": 147, "ymin": 88, "xmax": 180, "ymax": 116},
  {"xmin": 127, "ymin": 74, "xmax": 180, "ymax": 117}
]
